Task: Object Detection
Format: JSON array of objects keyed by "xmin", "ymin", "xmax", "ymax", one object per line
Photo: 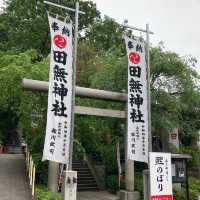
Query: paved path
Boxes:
[
  {"xmin": 78, "ymin": 191, "xmax": 119, "ymax": 200},
  {"xmin": 0, "ymin": 154, "xmax": 32, "ymax": 200},
  {"xmin": 0, "ymin": 154, "xmax": 119, "ymax": 200}
]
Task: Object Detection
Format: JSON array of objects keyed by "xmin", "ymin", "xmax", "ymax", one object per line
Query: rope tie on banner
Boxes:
[
  {"xmin": 47, "ymin": 11, "xmax": 71, "ymax": 22},
  {"xmin": 139, "ymin": 36, "xmax": 145, "ymax": 43},
  {"xmin": 123, "ymin": 32, "xmax": 144, "ymax": 44},
  {"xmin": 64, "ymin": 15, "xmax": 71, "ymax": 23}
]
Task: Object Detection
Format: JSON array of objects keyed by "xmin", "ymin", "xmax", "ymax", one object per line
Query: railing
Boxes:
[{"xmin": 25, "ymin": 148, "xmax": 36, "ymax": 198}]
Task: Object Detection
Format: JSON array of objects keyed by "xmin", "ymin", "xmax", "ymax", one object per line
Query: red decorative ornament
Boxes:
[
  {"xmin": 171, "ymin": 132, "xmax": 177, "ymax": 140},
  {"xmin": 54, "ymin": 35, "xmax": 67, "ymax": 49},
  {"xmin": 129, "ymin": 52, "xmax": 140, "ymax": 64}
]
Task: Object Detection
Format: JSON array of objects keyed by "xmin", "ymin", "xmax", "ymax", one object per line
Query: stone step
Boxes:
[
  {"xmin": 74, "ymin": 168, "xmax": 91, "ymax": 171},
  {"xmin": 78, "ymin": 186, "xmax": 99, "ymax": 191},
  {"xmin": 72, "ymin": 164, "xmax": 87, "ymax": 168},
  {"xmin": 73, "ymin": 166, "xmax": 90, "ymax": 170},
  {"xmin": 72, "ymin": 160, "xmax": 99, "ymax": 191},
  {"xmin": 77, "ymin": 179, "xmax": 96, "ymax": 184},
  {"xmin": 78, "ymin": 186, "xmax": 98, "ymax": 190},
  {"xmin": 78, "ymin": 177, "xmax": 95, "ymax": 181},
  {"xmin": 7, "ymin": 146, "xmax": 22, "ymax": 154},
  {"xmin": 77, "ymin": 172, "xmax": 93, "ymax": 177},
  {"xmin": 77, "ymin": 181, "xmax": 98, "ymax": 187}
]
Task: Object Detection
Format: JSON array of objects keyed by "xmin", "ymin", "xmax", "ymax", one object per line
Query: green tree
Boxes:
[
  {"xmin": 85, "ymin": 16, "xmax": 125, "ymax": 52},
  {"xmin": 0, "ymin": 0, "xmax": 100, "ymax": 55},
  {"xmin": 76, "ymin": 40, "xmax": 98, "ymax": 87},
  {"xmin": 89, "ymin": 46, "xmax": 200, "ymax": 150},
  {"xmin": 0, "ymin": 49, "xmax": 48, "ymax": 147},
  {"xmin": 0, "ymin": 49, "xmax": 50, "ymax": 182}
]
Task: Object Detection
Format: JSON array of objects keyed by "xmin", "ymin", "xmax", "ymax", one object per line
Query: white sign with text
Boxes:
[{"xmin": 150, "ymin": 152, "xmax": 173, "ymax": 200}]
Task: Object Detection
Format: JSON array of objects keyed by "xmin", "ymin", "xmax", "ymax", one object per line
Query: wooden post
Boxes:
[{"xmin": 47, "ymin": 161, "xmax": 59, "ymax": 192}]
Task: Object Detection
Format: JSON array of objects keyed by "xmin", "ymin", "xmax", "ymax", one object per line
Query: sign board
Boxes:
[
  {"xmin": 64, "ymin": 171, "xmax": 77, "ymax": 200},
  {"xmin": 171, "ymin": 164, "xmax": 176, "ymax": 177},
  {"xmin": 150, "ymin": 152, "xmax": 173, "ymax": 200},
  {"xmin": 169, "ymin": 128, "xmax": 179, "ymax": 150},
  {"xmin": 171, "ymin": 160, "xmax": 186, "ymax": 183},
  {"xmin": 124, "ymin": 35, "xmax": 149, "ymax": 163},
  {"xmin": 43, "ymin": 15, "xmax": 73, "ymax": 165},
  {"xmin": 197, "ymin": 131, "xmax": 200, "ymax": 147}
]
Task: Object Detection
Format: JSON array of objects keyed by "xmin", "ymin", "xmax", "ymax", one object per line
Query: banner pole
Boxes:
[
  {"xmin": 62, "ymin": 3, "xmax": 79, "ymax": 199},
  {"xmin": 44, "ymin": 1, "xmax": 85, "ymax": 14},
  {"xmin": 146, "ymin": 24, "xmax": 152, "ymax": 153},
  {"xmin": 125, "ymin": 103, "xmax": 135, "ymax": 192},
  {"xmin": 68, "ymin": 1, "xmax": 79, "ymax": 171},
  {"xmin": 145, "ymin": 23, "xmax": 152, "ymax": 200}
]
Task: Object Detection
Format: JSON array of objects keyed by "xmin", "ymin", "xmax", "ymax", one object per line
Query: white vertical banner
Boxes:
[
  {"xmin": 124, "ymin": 36, "xmax": 149, "ymax": 163},
  {"xmin": 150, "ymin": 152, "xmax": 173, "ymax": 200},
  {"xmin": 42, "ymin": 15, "xmax": 73, "ymax": 165}
]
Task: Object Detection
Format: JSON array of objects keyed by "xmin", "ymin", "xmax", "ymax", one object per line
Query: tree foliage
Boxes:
[
  {"xmin": 89, "ymin": 46, "xmax": 200, "ymax": 148},
  {"xmin": 86, "ymin": 16, "xmax": 125, "ymax": 52},
  {"xmin": 0, "ymin": 0, "xmax": 100, "ymax": 55}
]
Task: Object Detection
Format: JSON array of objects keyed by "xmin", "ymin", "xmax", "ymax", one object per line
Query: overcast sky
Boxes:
[
  {"xmin": 1, "ymin": 0, "xmax": 200, "ymax": 62},
  {"xmin": 91, "ymin": 0, "xmax": 200, "ymax": 63}
]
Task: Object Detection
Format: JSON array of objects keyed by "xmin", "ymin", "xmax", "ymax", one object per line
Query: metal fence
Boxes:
[{"xmin": 25, "ymin": 148, "xmax": 36, "ymax": 198}]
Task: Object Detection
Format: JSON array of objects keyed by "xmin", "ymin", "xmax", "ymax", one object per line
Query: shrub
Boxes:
[
  {"xmin": 173, "ymin": 178, "xmax": 200, "ymax": 200},
  {"xmin": 173, "ymin": 188, "xmax": 186, "ymax": 200},
  {"xmin": 101, "ymin": 145, "xmax": 118, "ymax": 174},
  {"xmin": 105, "ymin": 172, "xmax": 143, "ymax": 195},
  {"xmin": 106, "ymin": 175, "xmax": 119, "ymax": 193},
  {"xmin": 36, "ymin": 185, "xmax": 62, "ymax": 200},
  {"xmin": 189, "ymin": 177, "xmax": 200, "ymax": 200},
  {"xmin": 135, "ymin": 172, "xmax": 143, "ymax": 197}
]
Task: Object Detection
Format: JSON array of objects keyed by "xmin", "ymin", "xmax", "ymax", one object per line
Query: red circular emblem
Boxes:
[
  {"xmin": 129, "ymin": 52, "xmax": 140, "ymax": 64},
  {"xmin": 54, "ymin": 35, "xmax": 67, "ymax": 49}
]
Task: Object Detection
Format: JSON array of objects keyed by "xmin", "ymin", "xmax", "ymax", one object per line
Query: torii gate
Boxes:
[{"xmin": 22, "ymin": 78, "xmax": 139, "ymax": 199}]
